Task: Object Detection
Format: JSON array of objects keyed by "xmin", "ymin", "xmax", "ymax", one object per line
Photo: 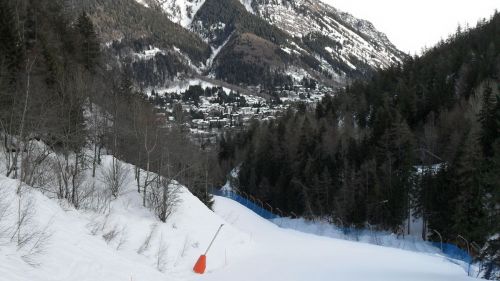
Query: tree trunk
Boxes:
[{"xmin": 72, "ymin": 153, "xmax": 79, "ymax": 207}]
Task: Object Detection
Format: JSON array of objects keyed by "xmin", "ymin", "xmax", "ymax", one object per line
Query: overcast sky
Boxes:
[{"xmin": 320, "ymin": 0, "xmax": 499, "ymax": 54}]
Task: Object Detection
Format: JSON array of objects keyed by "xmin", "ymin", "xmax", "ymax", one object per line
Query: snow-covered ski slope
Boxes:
[
  {"xmin": 0, "ymin": 154, "xmax": 474, "ymax": 281},
  {"xmin": 207, "ymin": 196, "xmax": 474, "ymax": 281}
]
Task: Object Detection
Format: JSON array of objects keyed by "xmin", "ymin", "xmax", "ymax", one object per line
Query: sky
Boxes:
[{"xmin": 320, "ymin": 0, "xmax": 499, "ymax": 55}]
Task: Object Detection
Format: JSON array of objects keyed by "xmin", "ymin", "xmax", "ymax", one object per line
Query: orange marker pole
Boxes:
[{"xmin": 193, "ymin": 224, "xmax": 224, "ymax": 274}]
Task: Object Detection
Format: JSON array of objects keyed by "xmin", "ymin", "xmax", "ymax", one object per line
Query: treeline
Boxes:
[
  {"xmin": 0, "ymin": 0, "xmax": 220, "ymax": 215},
  {"xmin": 219, "ymin": 12, "xmax": 500, "ymax": 273}
]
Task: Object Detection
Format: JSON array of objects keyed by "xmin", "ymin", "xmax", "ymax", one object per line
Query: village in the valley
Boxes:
[{"xmin": 148, "ymin": 80, "xmax": 335, "ymax": 144}]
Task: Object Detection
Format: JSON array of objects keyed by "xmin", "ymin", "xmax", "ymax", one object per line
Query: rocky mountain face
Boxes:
[
  {"xmin": 86, "ymin": 0, "xmax": 407, "ymax": 89},
  {"xmin": 248, "ymin": 0, "xmax": 405, "ymax": 70}
]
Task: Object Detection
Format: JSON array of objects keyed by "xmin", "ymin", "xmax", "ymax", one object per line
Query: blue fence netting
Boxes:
[
  {"xmin": 211, "ymin": 188, "xmax": 475, "ymax": 266},
  {"xmin": 432, "ymin": 242, "xmax": 473, "ymax": 264},
  {"xmin": 212, "ymin": 189, "xmax": 278, "ymax": 220}
]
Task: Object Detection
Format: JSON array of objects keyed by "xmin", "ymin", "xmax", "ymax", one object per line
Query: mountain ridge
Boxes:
[{"xmin": 128, "ymin": 0, "xmax": 406, "ymax": 88}]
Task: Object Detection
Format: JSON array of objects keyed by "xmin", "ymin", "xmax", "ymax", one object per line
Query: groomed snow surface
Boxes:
[{"xmin": 0, "ymin": 156, "xmax": 475, "ymax": 281}]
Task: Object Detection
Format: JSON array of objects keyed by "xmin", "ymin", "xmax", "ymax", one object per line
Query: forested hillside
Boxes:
[
  {"xmin": 219, "ymin": 12, "xmax": 500, "ymax": 274},
  {"xmin": 80, "ymin": 0, "xmax": 211, "ymax": 64},
  {"xmin": 0, "ymin": 0, "xmax": 219, "ymax": 210},
  {"xmin": 80, "ymin": 0, "xmax": 212, "ymax": 89}
]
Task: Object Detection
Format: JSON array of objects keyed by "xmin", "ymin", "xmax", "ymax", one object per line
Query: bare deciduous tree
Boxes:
[{"xmin": 99, "ymin": 159, "xmax": 129, "ymax": 198}]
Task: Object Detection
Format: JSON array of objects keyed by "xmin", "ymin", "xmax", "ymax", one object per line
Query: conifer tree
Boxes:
[
  {"xmin": 479, "ymin": 84, "xmax": 498, "ymax": 152},
  {"xmin": 76, "ymin": 12, "xmax": 100, "ymax": 72},
  {"xmin": 451, "ymin": 130, "xmax": 488, "ymax": 243}
]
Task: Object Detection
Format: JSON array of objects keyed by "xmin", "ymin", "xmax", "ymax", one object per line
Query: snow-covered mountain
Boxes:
[
  {"xmin": 87, "ymin": 0, "xmax": 407, "ymax": 90},
  {"xmin": 132, "ymin": 0, "xmax": 406, "ymax": 88},
  {"xmin": 247, "ymin": 0, "xmax": 405, "ymax": 69}
]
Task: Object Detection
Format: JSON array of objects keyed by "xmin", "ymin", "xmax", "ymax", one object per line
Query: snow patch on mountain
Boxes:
[
  {"xmin": 135, "ymin": 0, "xmax": 207, "ymax": 28},
  {"xmin": 206, "ymin": 32, "xmax": 235, "ymax": 68},
  {"xmin": 240, "ymin": 0, "xmax": 255, "ymax": 14}
]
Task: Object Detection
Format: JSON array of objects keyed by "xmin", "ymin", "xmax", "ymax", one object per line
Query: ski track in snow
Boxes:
[
  {"xmin": 0, "ymin": 154, "xmax": 476, "ymax": 281},
  {"xmin": 199, "ymin": 196, "xmax": 476, "ymax": 281}
]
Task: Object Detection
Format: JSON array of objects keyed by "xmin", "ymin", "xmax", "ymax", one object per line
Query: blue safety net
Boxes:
[{"xmin": 212, "ymin": 188, "xmax": 474, "ymax": 265}]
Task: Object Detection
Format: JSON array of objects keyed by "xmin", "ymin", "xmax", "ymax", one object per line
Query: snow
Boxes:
[
  {"xmin": 133, "ymin": 47, "xmax": 165, "ymax": 60},
  {"xmin": 273, "ymin": 217, "xmax": 438, "ymax": 257},
  {"xmin": 206, "ymin": 32, "xmax": 234, "ymax": 68},
  {"xmin": 208, "ymin": 196, "xmax": 475, "ymax": 281},
  {"xmin": 135, "ymin": 0, "xmax": 206, "ymax": 28},
  {"xmin": 239, "ymin": 0, "xmax": 255, "ymax": 14},
  {"xmin": 0, "ymin": 148, "xmax": 475, "ymax": 281},
  {"xmin": 415, "ymin": 163, "xmax": 445, "ymax": 175},
  {"xmin": 134, "ymin": 0, "xmax": 150, "ymax": 8},
  {"xmin": 0, "ymin": 154, "xmax": 249, "ymax": 281},
  {"xmin": 286, "ymin": 67, "xmax": 310, "ymax": 82},
  {"xmin": 155, "ymin": 79, "xmax": 231, "ymax": 95}
]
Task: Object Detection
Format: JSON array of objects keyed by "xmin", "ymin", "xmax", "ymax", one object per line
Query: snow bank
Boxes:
[{"xmin": 0, "ymin": 155, "xmax": 249, "ymax": 281}]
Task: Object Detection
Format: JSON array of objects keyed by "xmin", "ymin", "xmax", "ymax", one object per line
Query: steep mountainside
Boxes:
[
  {"xmin": 248, "ymin": 0, "xmax": 405, "ymax": 69},
  {"xmin": 68, "ymin": 0, "xmax": 212, "ymax": 89},
  {"xmin": 133, "ymin": 0, "xmax": 406, "ymax": 88}
]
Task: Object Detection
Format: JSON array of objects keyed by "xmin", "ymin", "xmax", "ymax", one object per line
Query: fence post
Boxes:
[
  {"xmin": 471, "ymin": 241, "xmax": 481, "ymax": 255},
  {"xmin": 274, "ymin": 208, "xmax": 284, "ymax": 227},
  {"xmin": 241, "ymin": 191, "xmax": 249, "ymax": 200},
  {"xmin": 457, "ymin": 235, "xmax": 470, "ymax": 256},
  {"xmin": 256, "ymin": 199, "xmax": 264, "ymax": 209},
  {"xmin": 265, "ymin": 202, "xmax": 273, "ymax": 214},
  {"xmin": 431, "ymin": 229, "xmax": 443, "ymax": 251},
  {"xmin": 457, "ymin": 235, "xmax": 471, "ymax": 276},
  {"xmin": 336, "ymin": 218, "xmax": 345, "ymax": 236}
]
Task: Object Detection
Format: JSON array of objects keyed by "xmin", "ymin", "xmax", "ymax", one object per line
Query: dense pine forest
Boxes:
[{"xmin": 218, "ymin": 12, "xmax": 500, "ymax": 272}]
